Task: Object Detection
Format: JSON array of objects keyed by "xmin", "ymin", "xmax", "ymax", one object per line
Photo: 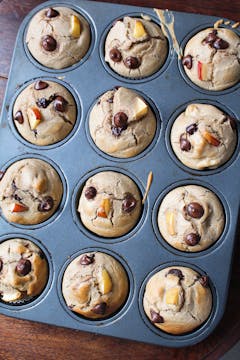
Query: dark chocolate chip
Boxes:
[
  {"xmin": 213, "ymin": 38, "xmax": 229, "ymax": 50},
  {"xmin": 182, "ymin": 55, "xmax": 193, "ymax": 69},
  {"xmin": 167, "ymin": 268, "xmax": 184, "ymax": 280},
  {"xmin": 80, "ymin": 254, "xmax": 95, "ymax": 265},
  {"xmin": 109, "ymin": 48, "xmax": 122, "ymax": 62},
  {"xmin": 199, "ymin": 275, "xmax": 209, "ymax": 287},
  {"xmin": 36, "ymin": 98, "xmax": 50, "ymax": 108},
  {"xmin": 92, "ymin": 302, "xmax": 107, "ymax": 315},
  {"xmin": 16, "ymin": 259, "xmax": 32, "ymax": 276},
  {"xmin": 107, "ymin": 97, "xmax": 114, "ymax": 103},
  {"xmin": 85, "ymin": 186, "xmax": 97, "ymax": 200},
  {"xmin": 38, "ymin": 196, "xmax": 54, "ymax": 212},
  {"xmin": 113, "ymin": 112, "xmax": 128, "ymax": 128},
  {"xmin": 122, "ymin": 194, "xmax": 137, "ymax": 213},
  {"xmin": 0, "ymin": 171, "xmax": 5, "ymax": 181},
  {"xmin": 34, "ymin": 80, "xmax": 49, "ymax": 90},
  {"xmin": 14, "ymin": 110, "xmax": 24, "ymax": 124},
  {"xmin": 203, "ymin": 30, "xmax": 218, "ymax": 45},
  {"xmin": 0, "ymin": 259, "xmax": 2, "ymax": 272},
  {"xmin": 42, "ymin": 35, "xmax": 57, "ymax": 52},
  {"xmin": 185, "ymin": 233, "xmax": 201, "ymax": 246},
  {"xmin": 186, "ymin": 202, "xmax": 204, "ymax": 219},
  {"xmin": 123, "ymin": 56, "xmax": 140, "ymax": 69},
  {"xmin": 150, "ymin": 309, "xmax": 164, "ymax": 323},
  {"xmin": 180, "ymin": 134, "xmax": 191, "ymax": 151},
  {"xmin": 54, "ymin": 96, "xmax": 68, "ymax": 112},
  {"xmin": 45, "ymin": 8, "xmax": 60, "ymax": 18},
  {"xmin": 186, "ymin": 123, "xmax": 198, "ymax": 135}
]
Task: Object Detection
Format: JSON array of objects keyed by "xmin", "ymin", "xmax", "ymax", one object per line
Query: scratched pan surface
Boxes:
[{"xmin": 0, "ymin": 0, "xmax": 239, "ymax": 348}]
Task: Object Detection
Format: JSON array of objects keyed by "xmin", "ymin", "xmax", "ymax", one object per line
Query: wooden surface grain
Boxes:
[{"xmin": 0, "ymin": 1, "xmax": 240, "ymax": 359}]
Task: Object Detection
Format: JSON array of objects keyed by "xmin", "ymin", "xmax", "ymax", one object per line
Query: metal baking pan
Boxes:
[{"xmin": 0, "ymin": 0, "xmax": 239, "ymax": 348}]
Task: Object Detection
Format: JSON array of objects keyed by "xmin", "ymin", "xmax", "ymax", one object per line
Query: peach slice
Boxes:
[
  {"xmin": 70, "ymin": 15, "xmax": 81, "ymax": 38},
  {"xmin": 27, "ymin": 107, "xmax": 41, "ymax": 130},
  {"xmin": 132, "ymin": 98, "xmax": 148, "ymax": 121},
  {"xmin": 133, "ymin": 20, "xmax": 147, "ymax": 38},
  {"xmin": 11, "ymin": 203, "xmax": 29, "ymax": 213},
  {"xmin": 165, "ymin": 211, "xmax": 176, "ymax": 236},
  {"xmin": 203, "ymin": 131, "xmax": 220, "ymax": 146},
  {"xmin": 165, "ymin": 287, "xmax": 179, "ymax": 305},
  {"xmin": 99, "ymin": 269, "xmax": 112, "ymax": 294},
  {"xmin": 197, "ymin": 61, "xmax": 212, "ymax": 81},
  {"xmin": 97, "ymin": 198, "xmax": 111, "ymax": 218}
]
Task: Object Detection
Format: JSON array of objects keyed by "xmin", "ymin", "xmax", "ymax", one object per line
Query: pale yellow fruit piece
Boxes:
[
  {"xmin": 27, "ymin": 107, "xmax": 41, "ymax": 130},
  {"xmin": 132, "ymin": 98, "xmax": 148, "ymax": 121},
  {"xmin": 165, "ymin": 211, "xmax": 176, "ymax": 236},
  {"xmin": 70, "ymin": 15, "xmax": 81, "ymax": 38},
  {"xmin": 99, "ymin": 268, "xmax": 112, "ymax": 294},
  {"xmin": 133, "ymin": 20, "xmax": 147, "ymax": 38},
  {"xmin": 165, "ymin": 287, "xmax": 179, "ymax": 305}
]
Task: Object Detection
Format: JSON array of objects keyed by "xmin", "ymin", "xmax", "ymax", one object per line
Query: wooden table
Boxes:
[{"xmin": 0, "ymin": 1, "xmax": 239, "ymax": 359}]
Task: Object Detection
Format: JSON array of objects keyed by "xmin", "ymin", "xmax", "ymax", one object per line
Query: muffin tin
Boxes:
[{"xmin": 0, "ymin": 0, "xmax": 239, "ymax": 348}]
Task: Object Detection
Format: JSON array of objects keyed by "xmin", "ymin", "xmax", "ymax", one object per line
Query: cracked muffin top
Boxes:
[
  {"xmin": 62, "ymin": 251, "xmax": 129, "ymax": 319},
  {"xmin": 13, "ymin": 80, "xmax": 77, "ymax": 146},
  {"xmin": 0, "ymin": 158, "xmax": 63, "ymax": 225},
  {"xmin": 26, "ymin": 7, "xmax": 91, "ymax": 69},
  {"xmin": 0, "ymin": 238, "xmax": 48, "ymax": 303},
  {"xmin": 143, "ymin": 266, "xmax": 212, "ymax": 334},
  {"xmin": 157, "ymin": 185, "xmax": 224, "ymax": 252},
  {"xmin": 89, "ymin": 87, "xmax": 156, "ymax": 158},
  {"xmin": 182, "ymin": 28, "xmax": 240, "ymax": 91},
  {"xmin": 78, "ymin": 171, "xmax": 142, "ymax": 237},
  {"xmin": 105, "ymin": 16, "xmax": 168, "ymax": 78},
  {"xmin": 170, "ymin": 103, "xmax": 237, "ymax": 170}
]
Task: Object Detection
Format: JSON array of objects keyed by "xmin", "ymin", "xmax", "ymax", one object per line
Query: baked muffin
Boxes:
[
  {"xmin": 105, "ymin": 16, "xmax": 167, "ymax": 78},
  {"xmin": 143, "ymin": 266, "xmax": 212, "ymax": 334},
  {"xmin": 170, "ymin": 103, "xmax": 237, "ymax": 170},
  {"xmin": 0, "ymin": 238, "xmax": 48, "ymax": 303},
  {"xmin": 26, "ymin": 7, "xmax": 91, "ymax": 69},
  {"xmin": 182, "ymin": 28, "xmax": 240, "ymax": 91},
  {"xmin": 78, "ymin": 171, "xmax": 142, "ymax": 237},
  {"xmin": 62, "ymin": 251, "xmax": 129, "ymax": 319},
  {"xmin": 157, "ymin": 185, "xmax": 224, "ymax": 252},
  {"xmin": 0, "ymin": 158, "xmax": 63, "ymax": 225},
  {"xmin": 89, "ymin": 87, "xmax": 156, "ymax": 158},
  {"xmin": 13, "ymin": 80, "xmax": 77, "ymax": 146}
]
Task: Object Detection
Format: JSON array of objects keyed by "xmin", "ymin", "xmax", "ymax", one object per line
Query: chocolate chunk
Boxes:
[
  {"xmin": 54, "ymin": 96, "xmax": 68, "ymax": 112},
  {"xmin": 109, "ymin": 48, "xmax": 122, "ymax": 62},
  {"xmin": 167, "ymin": 268, "xmax": 184, "ymax": 280},
  {"xmin": 42, "ymin": 35, "xmax": 57, "ymax": 52},
  {"xmin": 186, "ymin": 123, "xmax": 198, "ymax": 135},
  {"xmin": 45, "ymin": 8, "xmax": 60, "ymax": 18},
  {"xmin": 113, "ymin": 112, "xmax": 128, "ymax": 128},
  {"xmin": 38, "ymin": 196, "xmax": 54, "ymax": 212},
  {"xmin": 185, "ymin": 233, "xmax": 201, "ymax": 246},
  {"xmin": 80, "ymin": 254, "xmax": 95, "ymax": 265},
  {"xmin": 150, "ymin": 309, "xmax": 164, "ymax": 323},
  {"xmin": 124, "ymin": 56, "xmax": 140, "ymax": 69},
  {"xmin": 182, "ymin": 55, "xmax": 193, "ymax": 69},
  {"xmin": 0, "ymin": 171, "xmax": 5, "ymax": 181},
  {"xmin": 34, "ymin": 80, "xmax": 49, "ymax": 90},
  {"xmin": 122, "ymin": 194, "xmax": 137, "ymax": 213},
  {"xmin": 107, "ymin": 97, "xmax": 114, "ymax": 103},
  {"xmin": 85, "ymin": 186, "xmax": 97, "ymax": 200},
  {"xmin": 199, "ymin": 275, "xmax": 209, "ymax": 287},
  {"xmin": 36, "ymin": 98, "xmax": 50, "ymax": 108},
  {"xmin": 213, "ymin": 38, "xmax": 229, "ymax": 50},
  {"xmin": 186, "ymin": 202, "xmax": 204, "ymax": 219},
  {"xmin": 203, "ymin": 30, "xmax": 218, "ymax": 45},
  {"xmin": 14, "ymin": 110, "xmax": 24, "ymax": 124},
  {"xmin": 180, "ymin": 134, "xmax": 191, "ymax": 151},
  {"xmin": 16, "ymin": 259, "xmax": 32, "ymax": 276},
  {"xmin": 0, "ymin": 259, "xmax": 2, "ymax": 272},
  {"xmin": 92, "ymin": 302, "xmax": 107, "ymax": 315}
]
